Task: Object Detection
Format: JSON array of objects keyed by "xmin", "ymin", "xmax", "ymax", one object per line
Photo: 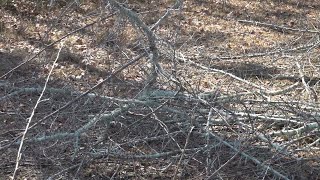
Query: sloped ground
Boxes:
[{"xmin": 0, "ymin": 0, "xmax": 319, "ymax": 179}]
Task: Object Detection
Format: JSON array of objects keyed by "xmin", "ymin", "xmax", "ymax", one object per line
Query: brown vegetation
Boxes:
[{"xmin": 0, "ymin": 0, "xmax": 319, "ymax": 179}]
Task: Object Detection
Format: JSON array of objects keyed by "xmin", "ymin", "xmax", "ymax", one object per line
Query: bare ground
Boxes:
[{"xmin": 0, "ymin": 0, "xmax": 319, "ymax": 179}]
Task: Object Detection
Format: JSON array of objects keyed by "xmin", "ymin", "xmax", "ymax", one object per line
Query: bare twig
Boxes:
[
  {"xmin": 91, "ymin": 143, "xmax": 219, "ymax": 160},
  {"xmin": 28, "ymin": 53, "xmax": 145, "ymax": 131},
  {"xmin": 209, "ymin": 132, "xmax": 290, "ymax": 180},
  {"xmin": 205, "ymin": 108, "xmax": 213, "ymax": 176},
  {"xmin": 0, "ymin": 16, "xmax": 111, "ymax": 79},
  {"xmin": 150, "ymin": 0, "xmax": 182, "ymax": 30},
  {"xmin": 3, "ymin": 52, "xmax": 146, "ymax": 150},
  {"xmin": 12, "ymin": 43, "xmax": 63, "ymax": 179},
  {"xmin": 13, "ymin": 104, "xmax": 129, "ymax": 145},
  {"xmin": 206, "ymin": 151, "xmax": 239, "ymax": 180},
  {"xmin": 173, "ymin": 126, "xmax": 194, "ymax": 180},
  {"xmin": 238, "ymin": 19, "xmax": 320, "ymax": 34},
  {"xmin": 47, "ymin": 163, "xmax": 81, "ymax": 180},
  {"xmin": 268, "ymin": 122, "xmax": 319, "ymax": 137},
  {"xmin": 108, "ymin": 0, "xmax": 160, "ymax": 85}
]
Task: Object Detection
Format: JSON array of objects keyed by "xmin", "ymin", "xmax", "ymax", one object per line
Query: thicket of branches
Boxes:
[{"xmin": 0, "ymin": 0, "xmax": 319, "ymax": 179}]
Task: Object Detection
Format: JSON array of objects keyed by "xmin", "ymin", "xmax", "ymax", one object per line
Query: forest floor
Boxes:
[{"xmin": 0, "ymin": 0, "xmax": 319, "ymax": 179}]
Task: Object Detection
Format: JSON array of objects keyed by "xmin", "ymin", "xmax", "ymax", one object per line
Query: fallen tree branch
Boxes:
[
  {"xmin": 13, "ymin": 43, "xmax": 63, "ymax": 179},
  {"xmin": 238, "ymin": 19, "xmax": 320, "ymax": 34},
  {"xmin": 209, "ymin": 132, "xmax": 290, "ymax": 180},
  {"xmin": 90, "ymin": 143, "xmax": 219, "ymax": 160},
  {"xmin": 14, "ymin": 104, "xmax": 129, "ymax": 145},
  {"xmin": 108, "ymin": 0, "xmax": 160, "ymax": 85},
  {"xmin": 268, "ymin": 122, "xmax": 319, "ymax": 137}
]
